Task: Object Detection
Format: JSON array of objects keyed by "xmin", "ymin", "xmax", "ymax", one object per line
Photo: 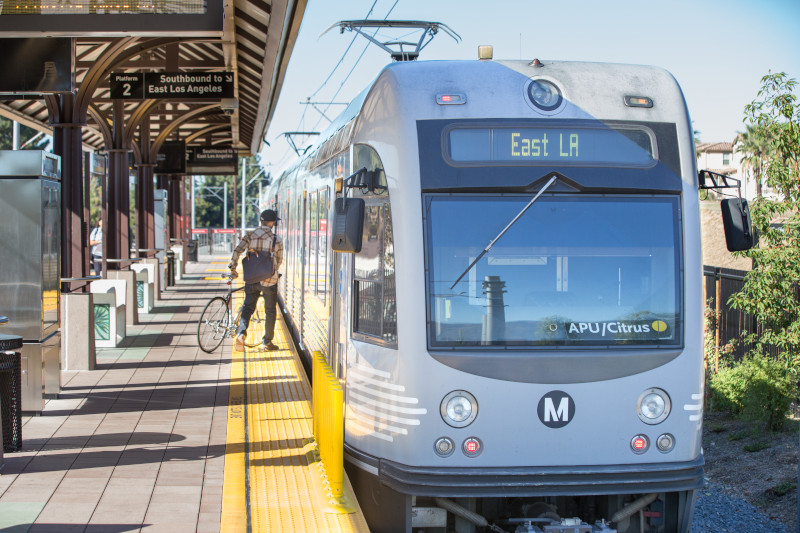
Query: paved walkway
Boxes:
[{"xmin": 0, "ymin": 257, "xmax": 231, "ymax": 533}]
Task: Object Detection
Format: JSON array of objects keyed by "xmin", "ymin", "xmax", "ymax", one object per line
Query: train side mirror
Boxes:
[
  {"xmin": 720, "ymin": 198, "xmax": 755, "ymax": 251},
  {"xmin": 331, "ymin": 197, "xmax": 364, "ymax": 253}
]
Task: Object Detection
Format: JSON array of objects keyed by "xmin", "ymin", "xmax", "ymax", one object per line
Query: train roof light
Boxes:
[
  {"xmin": 436, "ymin": 93, "xmax": 466, "ymax": 105},
  {"xmin": 478, "ymin": 45, "xmax": 493, "ymax": 60},
  {"xmin": 625, "ymin": 95, "xmax": 653, "ymax": 108}
]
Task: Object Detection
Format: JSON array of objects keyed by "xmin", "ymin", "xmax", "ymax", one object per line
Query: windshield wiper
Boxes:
[{"xmin": 449, "ymin": 175, "xmax": 558, "ymax": 290}]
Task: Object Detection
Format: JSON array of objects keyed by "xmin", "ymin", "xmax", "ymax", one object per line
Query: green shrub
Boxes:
[
  {"xmin": 708, "ymin": 360, "xmax": 748, "ymax": 415},
  {"xmin": 771, "ymin": 481, "xmax": 797, "ymax": 497},
  {"xmin": 708, "ymin": 353, "xmax": 795, "ymax": 431},
  {"xmin": 727, "ymin": 430, "xmax": 749, "ymax": 441},
  {"xmin": 743, "ymin": 441, "xmax": 770, "ymax": 453}
]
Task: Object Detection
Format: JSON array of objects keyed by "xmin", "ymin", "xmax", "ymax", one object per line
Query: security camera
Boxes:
[{"xmin": 220, "ymin": 97, "xmax": 239, "ymax": 116}]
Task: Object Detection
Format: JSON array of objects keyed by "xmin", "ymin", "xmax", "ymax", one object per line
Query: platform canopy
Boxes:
[{"xmin": 0, "ymin": 0, "xmax": 307, "ymax": 156}]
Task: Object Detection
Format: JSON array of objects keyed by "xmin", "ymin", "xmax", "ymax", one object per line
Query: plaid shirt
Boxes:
[{"xmin": 229, "ymin": 225, "xmax": 283, "ymax": 286}]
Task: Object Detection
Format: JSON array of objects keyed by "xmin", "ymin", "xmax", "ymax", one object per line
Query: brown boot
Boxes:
[{"xmin": 234, "ymin": 334, "xmax": 246, "ymax": 351}]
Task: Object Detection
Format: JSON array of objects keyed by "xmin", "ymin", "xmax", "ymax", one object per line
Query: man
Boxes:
[
  {"xmin": 229, "ymin": 209, "xmax": 284, "ymax": 351},
  {"xmin": 89, "ymin": 218, "xmax": 103, "ymax": 275}
]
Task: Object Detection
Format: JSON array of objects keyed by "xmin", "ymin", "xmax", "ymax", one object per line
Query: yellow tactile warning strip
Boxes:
[{"xmin": 221, "ymin": 288, "xmax": 370, "ymax": 533}]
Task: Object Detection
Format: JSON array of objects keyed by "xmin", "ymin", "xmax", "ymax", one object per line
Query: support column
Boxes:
[
  {"xmin": 106, "ymin": 101, "xmax": 132, "ymax": 266},
  {"xmin": 169, "ymin": 177, "xmax": 181, "ymax": 240},
  {"xmin": 50, "ymin": 93, "xmax": 87, "ymax": 284},
  {"xmin": 107, "ymin": 149, "xmax": 131, "ymax": 265},
  {"xmin": 136, "ymin": 163, "xmax": 156, "ymax": 251},
  {"xmin": 136, "ymin": 117, "xmax": 156, "ymax": 252}
]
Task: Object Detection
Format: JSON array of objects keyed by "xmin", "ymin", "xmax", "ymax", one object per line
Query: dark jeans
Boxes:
[
  {"xmin": 92, "ymin": 256, "xmax": 102, "ymax": 275},
  {"xmin": 237, "ymin": 282, "xmax": 278, "ymax": 343}
]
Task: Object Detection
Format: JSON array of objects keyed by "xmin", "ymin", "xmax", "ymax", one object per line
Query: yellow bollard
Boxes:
[{"xmin": 311, "ymin": 351, "xmax": 355, "ymax": 513}]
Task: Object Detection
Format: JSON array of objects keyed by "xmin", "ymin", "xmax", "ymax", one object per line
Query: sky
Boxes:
[{"xmin": 259, "ymin": 0, "xmax": 800, "ymax": 171}]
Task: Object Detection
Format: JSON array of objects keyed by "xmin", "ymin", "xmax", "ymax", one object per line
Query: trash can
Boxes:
[
  {"xmin": 166, "ymin": 250, "xmax": 175, "ymax": 287},
  {"xmin": 187, "ymin": 239, "xmax": 198, "ymax": 262},
  {"xmin": 0, "ymin": 334, "xmax": 24, "ymax": 453}
]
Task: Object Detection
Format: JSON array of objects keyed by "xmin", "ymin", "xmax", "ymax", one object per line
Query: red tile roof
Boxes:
[{"xmin": 697, "ymin": 142, "xmax": 734, "ymax": 153}]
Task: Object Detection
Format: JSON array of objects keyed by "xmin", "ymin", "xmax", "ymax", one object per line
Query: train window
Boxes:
[
  {"xmin": 279, "ymin": 199, "xmax": 289, "ymax": 293},
  {"xmin": 352, "ymin": 144, "xmax": 396, "ymax": 347},
  {"xmin": 353, "ymin": 201, "xmax": 397, "ymax": 345},
  {"xmin": 306, "ymin": 190, "xmax": 318, "ymax": 299},
  {"xmin": 303, "ymin": 187, "xmax": 330, "ymax": 304},
  {"xmin": 425, "ymin": 194, "xmax": 681, "ymax": 348},
  {"xmin": 318, "ymin": 187, "xmax": 330, "ymax": 301}
]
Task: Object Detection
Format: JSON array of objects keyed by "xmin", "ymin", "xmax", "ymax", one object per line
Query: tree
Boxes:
[
  {"xmin": 191, "ymin": 156, "xmax": 269, "ymax": 228},
  {"xmin": 729, "ymin": 72, "xmax": 800, "ymax": 374},
  {"xmin": 0, "ymin": 116, "xmax": 46, "ymax": 150},
  {"xmin": 193, "ymin": 174, "xmax": 237, "ymax": 228},
  {"xmin": 736, "ymin": 123, "xmax": 775, "ymax": 197}
]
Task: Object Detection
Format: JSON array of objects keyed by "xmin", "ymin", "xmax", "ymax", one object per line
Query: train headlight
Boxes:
[
  {"xmin": 441, "ymin": 390, "xmax": 478, "ymax": 428},
  {"xmin": 637, "ymin": 388, "xmax": 671, "ymax": 425},
  {"xmin": 527, "ymin": 79, "xmax": 563, "ymax": 111}
]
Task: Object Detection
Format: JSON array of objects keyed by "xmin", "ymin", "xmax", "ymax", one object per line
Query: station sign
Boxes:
[
  {"xmin": 186, "ymin": 145, "xmax": 238, "ymax": 176},
  {"xmin": 110, "ymin": 72, "xmax": 234, "ymax": 100}
]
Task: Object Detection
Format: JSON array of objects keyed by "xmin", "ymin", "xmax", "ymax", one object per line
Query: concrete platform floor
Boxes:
[{"xmin": 0, "ymin": 257, "xmax": 232, "ymax": 533}]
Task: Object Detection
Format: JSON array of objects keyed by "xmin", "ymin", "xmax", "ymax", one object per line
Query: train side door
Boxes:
[{"xmin": 330, "ymin": 249, "xmax": 350, "ymax": 379}]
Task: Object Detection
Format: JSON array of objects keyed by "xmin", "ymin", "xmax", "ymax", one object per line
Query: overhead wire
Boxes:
[
  {"xmin": 268, "ymin": 0, "xmax": 400, "ymax": 171},
  {"xmin": 309, "ymin": 0, "xmax": 400, "ymax": 133},
  {"xmin": 267, "ymin": 0, "xmax": 382, "ymax": 171},
  {"xmin": 307, "ymin": 0, "xmax": 380, "ymax": 99}
]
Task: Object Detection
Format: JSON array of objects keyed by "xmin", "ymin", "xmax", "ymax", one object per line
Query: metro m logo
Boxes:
[{"xmin": 537, "ymin": 390, "xmax": 575, "ymax": 428}]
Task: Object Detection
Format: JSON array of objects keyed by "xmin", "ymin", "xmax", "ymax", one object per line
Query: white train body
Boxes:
[{"xmin": 267, "ymin": 59, "xmax": 704, "ymax": 533}]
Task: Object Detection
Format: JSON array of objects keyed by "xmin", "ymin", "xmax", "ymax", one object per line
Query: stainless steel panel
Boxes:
[
  {"xmin": 0, "ymin": 151, "xmax": 60, "ymax": 180},
  {"xmin": 0, "ymin": 172, "xmax": 61, "ymax": 341},
  {"xmin": 0, "ymin": 179, "xmax": 45, "ymax": 340},
  {"xmin": 42, "ymin": 332, "xmax": 61, "ymax": 397},
  {"xmin": 19, "ymin": 343, "xmax": 44, "ymax": 414},
  {"xmin": 42, "ymin": 181, "xmax": 61, "ymax": 337}
]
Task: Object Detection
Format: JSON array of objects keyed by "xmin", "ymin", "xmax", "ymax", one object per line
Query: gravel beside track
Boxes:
[{"xmin": 692, "ymin": 484, "xmax": 789, "ymax": 533}]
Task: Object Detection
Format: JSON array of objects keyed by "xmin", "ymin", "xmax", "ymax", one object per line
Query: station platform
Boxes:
[{"xmin": 0, "ymin": 256, "xmax": 369, "ymax": 533}]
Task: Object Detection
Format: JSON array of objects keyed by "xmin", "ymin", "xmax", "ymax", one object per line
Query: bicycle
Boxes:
[{"xmin": 197, "ymin": 275, "xmax": 265, "ymax": 353}]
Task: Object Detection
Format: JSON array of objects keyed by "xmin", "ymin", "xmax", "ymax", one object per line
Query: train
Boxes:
[{"xmin": 261, "ymin": 55, "xmax": 752, "ymax": 533}]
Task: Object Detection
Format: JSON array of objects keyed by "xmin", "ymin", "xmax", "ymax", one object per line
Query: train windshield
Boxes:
[{"xmin": 425, "ymin": 194, "xmax": 681, "ymax": 348}]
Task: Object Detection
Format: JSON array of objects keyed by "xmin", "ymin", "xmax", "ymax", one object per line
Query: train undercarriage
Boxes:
[{"xmin": 346, "ymin": 460, "xmax": 697, "ymax": 533}]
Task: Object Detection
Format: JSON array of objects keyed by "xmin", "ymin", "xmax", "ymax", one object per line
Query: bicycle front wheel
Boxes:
[
  {"xmin": 234, "ymin": 305, "xmax": 265, "ymax": 348},
  {"xmin": 197, "ymin": 297, "xmax": 230, "ymax": 353}
]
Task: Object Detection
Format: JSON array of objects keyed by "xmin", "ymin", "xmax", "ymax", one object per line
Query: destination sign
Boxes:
[
  {"xmin": 448, "ymin": 126, "xmax": 655, "ymax": 166},
  {"xmin": 186, "ymin": 145, "xmax": 238, "ymax": 176},
  {"xmin": 110, "ymin": 72, "xmax": 233, "ymax": 100},
  {"xmin": 187, "ymin": 146, "xmax": 237, "ymax": 164}
]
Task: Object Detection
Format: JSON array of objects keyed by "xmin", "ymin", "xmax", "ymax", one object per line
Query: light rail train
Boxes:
[{"xmin": 263, "ymin": 56, "xmax": 751, "ymax": 533}]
